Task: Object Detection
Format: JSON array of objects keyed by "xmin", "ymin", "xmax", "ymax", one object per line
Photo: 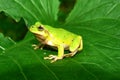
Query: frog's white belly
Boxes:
[
  {"xmin": 47, "ymin": 40, "xmax": 69, "ymax": 50},
  {"xmin": 47, "ymin": 41, "xmax": 53, "ymax": 45}
]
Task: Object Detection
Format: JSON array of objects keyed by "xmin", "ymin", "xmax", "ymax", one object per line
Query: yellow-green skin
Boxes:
[{"xmin": 29, "ymin": 22, "xmax": 83, "ymax": 63}]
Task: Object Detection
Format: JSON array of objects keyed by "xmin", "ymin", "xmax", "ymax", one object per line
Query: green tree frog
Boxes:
[{"xmin": 29, "ymin": 22, "xmax": 83, "ymax": 63}]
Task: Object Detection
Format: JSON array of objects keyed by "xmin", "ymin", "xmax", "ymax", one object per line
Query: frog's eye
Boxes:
[{"xmin": 38, "ymin": 25, "xmax": 44, "ymax": 31}]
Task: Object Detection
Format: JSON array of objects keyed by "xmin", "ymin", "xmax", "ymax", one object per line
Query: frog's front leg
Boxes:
[
  {"xmin": 44, "ymin": 44, "xmax": 64, "ymax": 63},
  {"xmin": 64, "ymin": 36, "xmax": 83, "ymax": 57},
  {"xmin": 32, "ymin": 43, "xmax": 44, "ymax": 50}
]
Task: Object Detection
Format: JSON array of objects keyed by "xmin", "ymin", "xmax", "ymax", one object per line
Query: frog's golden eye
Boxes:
[{"xmin": 38, "ymin": 25, "xmax": 44, "ymax": 31}]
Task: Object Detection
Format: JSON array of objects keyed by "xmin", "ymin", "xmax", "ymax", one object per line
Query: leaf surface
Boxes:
[
  {"xmin": 0, "ymin": 33, "xmax": 15, "ymax": 54},
  {"xmin": 0, "ymin": 0, "xmax": 120, "ymax": 80},
  {"xmin": 0, "ymin": 0, "xmax": 60, "ymax": 26}
]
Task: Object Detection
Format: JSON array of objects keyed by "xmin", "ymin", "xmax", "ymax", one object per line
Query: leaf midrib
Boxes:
[{"xmin": 3, "ymin": 38, "xmax": 59, "ymax": 80}]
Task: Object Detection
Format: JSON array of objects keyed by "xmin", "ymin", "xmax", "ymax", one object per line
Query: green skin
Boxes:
[{"xmin": 29, "ymin": 22, "xmax": 83, "ymax": 63}]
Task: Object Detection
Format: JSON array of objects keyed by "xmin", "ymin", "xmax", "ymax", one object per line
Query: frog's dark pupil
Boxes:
[{"xmin": 38, "ymin": 26, "xmax": 44, "ymax": 31}]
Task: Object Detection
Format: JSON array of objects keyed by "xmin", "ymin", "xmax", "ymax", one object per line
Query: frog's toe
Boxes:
[
  {"xmin": 44, "ymin": 55, "xmax": 57, "ymax": 60},
  {"xmin": 44, "ymin": 55, "xmax": 63, "ymax": 63},
  {"xmin": 51, "ymin": 56, "xmax": 63, "ymax": 63},
  {"xmin": 32, "ymin": 44, "xmax": 39, "ymax": 50}
]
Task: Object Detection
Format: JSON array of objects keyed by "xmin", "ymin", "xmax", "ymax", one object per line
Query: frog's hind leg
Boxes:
[
  {"xmin": 64, "ymin": 36, "xmax": 83, "ymax": 57},
  {"xmin": 44, "ymin": 44, "xmax": 64, "ymax": 63}
]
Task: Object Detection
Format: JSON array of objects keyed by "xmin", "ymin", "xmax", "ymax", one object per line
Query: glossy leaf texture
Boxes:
[
  {"xmin": 0, "ymin": 33, "xmax": 16, "ymax": 54},
  {"xmin": 0, "ymin": 0, "xmax": 120, "ymax": 80},
  {"xmin": 65, "ymin": 0, "xmax": 120, "ymax": 25},
  {"xmin": 0, "ymin": 0, "xmax": 60, "ymax": 26},
  {"xmin": 64, "ymin": 0, "xmax": 120, "ymax": 79}
]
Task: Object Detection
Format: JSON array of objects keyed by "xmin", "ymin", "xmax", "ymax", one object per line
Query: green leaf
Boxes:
[
  {"xmin": 0, "ymin": 12, "xmax": 27, "ymax": 41},
  {"xmin": 0, "ymin": 0, "xmax": 60, "ymax": 26},
  {"xmin": 65, "ymin": 0, "xmax": 120, "ymax": 25},
  {"xmin": 0, "ymin": 42, "xmax": 59, "ymax": 80},
  {"xmin": 0, "ymin": 33, "xmax": 16, "ymax": 54},
  {"xmin": 62, "ymin": 0, "xmax": 120, "ymax": 79},
  {"xmin": 0, "ymin": 32, "xmax": 120, "ymax": 80},
  {"xmin": 0, "ymin": 0, "xmax": 120, "ymax": 80}
]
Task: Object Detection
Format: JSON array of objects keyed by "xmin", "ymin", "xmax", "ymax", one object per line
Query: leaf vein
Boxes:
[
  {"xmin": 91, "ymin": 43, "xmax": 120, "ymax": 68},
  {"xmin": 28, "ymin": 48, "xmax": 59, "ymax": 80},
  {"xmin": 105, "ymin": 3, "xmax": 118, "ymax": 16},
  {"xmin": 14, "ymin": 0, "xmax": 39, "ymax": 20},
  {"xmin": 7, "ymin": 56, "xmax": 28, "ymax": 80},
  {"xmin": 95, "ymin": 43, "xmax": 120, "ymax": 50},
  {"xmin": 79, "ymin": 27, "xmax": 120, "ymax": 40},
  {"xmin": 30, "ymin": 0, "xmax": 44, "ymax": 20},
  {"xmin": 71, "ymin": 59, "xmax": 99, "ymax": 80}
]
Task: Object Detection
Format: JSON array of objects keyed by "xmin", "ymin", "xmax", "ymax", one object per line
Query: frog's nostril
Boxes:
[{"xmin": 31, "ymin": 26, "xmax": 34, "ymax": 28}]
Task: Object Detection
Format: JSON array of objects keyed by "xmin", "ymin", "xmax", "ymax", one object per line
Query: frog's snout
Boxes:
[{"xmin": 29, "ymin": 25, "xmax": 34, "ymax": 32}]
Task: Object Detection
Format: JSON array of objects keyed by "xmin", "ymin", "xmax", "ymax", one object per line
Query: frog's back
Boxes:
[
  {"xmin": 44, "ymin": 25, "xmax": 78, "ymax": 44},
  {"xmin": 52, "ymin": 28, "xmax": 78, "ymax": 45}
]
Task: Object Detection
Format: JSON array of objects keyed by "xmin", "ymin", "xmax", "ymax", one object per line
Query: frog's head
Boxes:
[{"xmin": 29, "ymin": 22, "xmax": 49, "ymax": 38}]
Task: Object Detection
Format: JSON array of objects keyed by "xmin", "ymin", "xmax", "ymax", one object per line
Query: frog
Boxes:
[{"xmin": 29, "ymin": 22, "xmax": 83, "ymax": 63}]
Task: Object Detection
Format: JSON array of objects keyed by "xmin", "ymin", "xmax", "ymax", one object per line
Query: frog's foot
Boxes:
[
  {"xmin": 32, "ymin": 44, "xmax": 39, "ymax": 50},
  {"xmin": 44, "ymin": 55, "xmax": 63, "ymax": 63},
  {"xmin": 32, "ymin": 44, "xmax": 44, "ymax": 50}
]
